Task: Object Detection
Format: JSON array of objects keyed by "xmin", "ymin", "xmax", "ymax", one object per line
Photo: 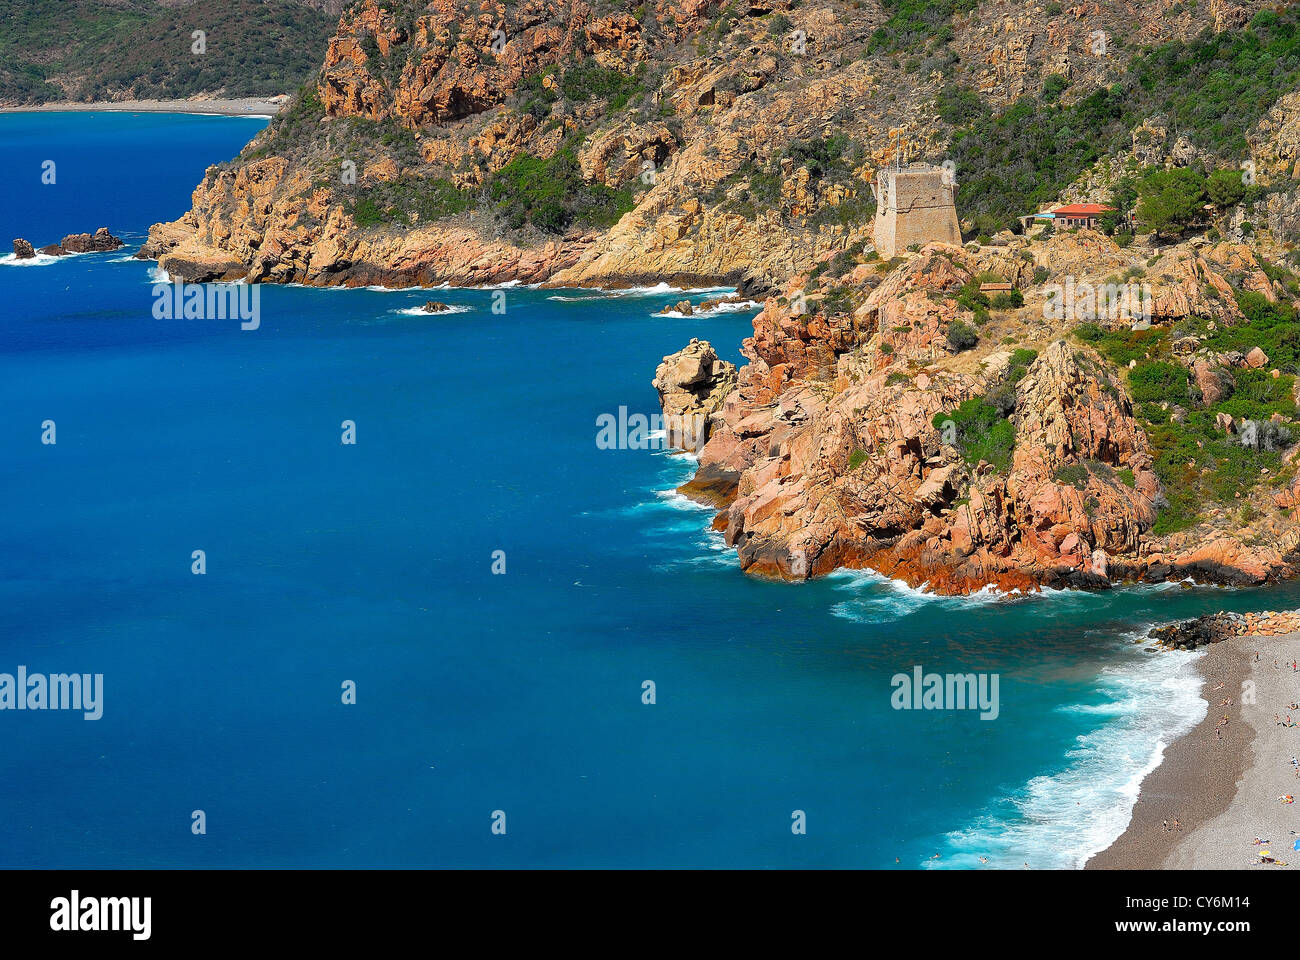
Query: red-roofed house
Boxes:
[{"xmin": 1050, "ymin": 203, "xmax": 1114, "ymax": 229}]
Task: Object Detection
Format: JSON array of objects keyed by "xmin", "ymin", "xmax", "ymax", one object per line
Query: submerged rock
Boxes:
[{"xmin": 421, "ymin": 301, "xmax": 451, "ymax": 313}]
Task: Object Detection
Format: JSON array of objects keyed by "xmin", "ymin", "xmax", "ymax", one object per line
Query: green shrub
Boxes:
[
  {"xmin": 1054, "ymin": 464, "xmax": 1090, "ymax": 489},
  {"xmin": 488, "ymin": 148, "xmax": 634, "ymax": 233},
  {"xmin": 939, "ymin": 84, "xmax": 989, "ymax": 125},
  {"xmin": 347, "ymin": 176, "xmax": 471, "ymax": 228},
  {"xmin": 352, "ymin": 197, "xmax": 390, "ymax": 227},
  {"xmin": 559, "ymin": 64, "xmax": 645, "ymax": 110},
  {"xmin": 1009, "ymin": 348, "xmax": 1038, "ymax": 368},
  {"xmin": 1041, "ymin": 73, "xmax": 1069, "ymax": 102},
  {"xmin": 1128, "ymin": 361, "xmax": 1191, "ymax": 403},
  {"xmin": 1136, "ymin": 168, "xmax": 1208, "ymax": 236},
  {"xmin": 1207, "ymin": 168, "xmax": 1248, "ymax": 209},
  {"xmin": 1074, "ymin": 325, "xmax": 1168, "ymax": 366},
  {"xmin": 1204, "ymin": 291, "xmax": 1300, "ymax": 370},
  {"xmin": 933, "ymin": 399, "xmax": 1016, "ymax": 471},
  {"xmin": 947, "ymin": 319, "xmax": 979, "ymax": 351},
  {"xmin": 518, "ymin": 72, "xmax": 559, "ymax": 118},
  {"xmin": 868, "ymin": 0, "xmax": 980, "ymax": 53}
]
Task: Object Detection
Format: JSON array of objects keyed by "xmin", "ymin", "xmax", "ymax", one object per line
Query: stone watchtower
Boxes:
[{"xmin": 870, "ymin": 163, "xmax": 961, "ymax": 259}]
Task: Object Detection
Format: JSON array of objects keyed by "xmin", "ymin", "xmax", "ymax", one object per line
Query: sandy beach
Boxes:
[
  {"xmin": 1089, "ymin": 631, "xmax": 1300, "ymax": 869},
  {"xmin": 0, "ymin": 98, "xmax": 285, "ymax": 117}
]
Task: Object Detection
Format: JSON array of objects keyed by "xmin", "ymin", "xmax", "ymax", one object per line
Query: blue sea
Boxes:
[{"xmin": 3, "ymin": 111, "xmax": 1298, "ymax": 869}]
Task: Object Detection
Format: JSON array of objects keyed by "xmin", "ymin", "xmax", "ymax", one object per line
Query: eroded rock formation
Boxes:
[
  {"xmin": 12, "ymin": 228, "xmax": 123, "ymax": 259},
  {"xmin": 652, "ymin": 338, "xmax": 737, "ymax": 450},
  {"xmin": 660, "ymin": 239, "xmax": 1300, "ymax": 593}
]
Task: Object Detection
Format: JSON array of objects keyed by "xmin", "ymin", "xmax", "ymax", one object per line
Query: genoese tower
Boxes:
[{"xmin": 870, "ymin": 162, "xmax": 962, "ymax": 259}]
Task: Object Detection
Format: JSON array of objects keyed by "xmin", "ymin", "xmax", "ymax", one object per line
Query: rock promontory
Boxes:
[{"xmin": 658, "ymin": 236, "xmax": 1300, "ymax": 593}]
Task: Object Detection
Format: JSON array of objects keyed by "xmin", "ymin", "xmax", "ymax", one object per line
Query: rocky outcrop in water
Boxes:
[
  {"xmin": 14, "ymin": 227, "xmax": 123, "ymax": 259},
  {"xmin": 1147, "ymin": 609, "xmax": 1300, "ymax": 649},
  {"xmin": 59, "ymin": 228, "xmax": 125, "ymax": 253},
  {"xmin": 1148, "ymin": 612, "xmax": 1246, "ymax": 650},
  {"xmin": 652, "ymin": 338, "xmax": 737, "ymax": 450}
]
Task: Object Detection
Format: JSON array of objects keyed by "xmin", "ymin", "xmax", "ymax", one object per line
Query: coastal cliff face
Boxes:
[
  {"xmin": 134, "ymin": 0, "xmax": 1300, "ymax": 593},
  {"xmin": 666, "ymin": 233, "xmax": 1300, "ymax": 593},
  {"xmin": 139, "ymin": 0, "xmax": 1259, "ymax": 289}
]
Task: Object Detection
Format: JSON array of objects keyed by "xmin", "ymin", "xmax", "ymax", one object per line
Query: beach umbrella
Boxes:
[
  {"xmin": 1261, "ymin": 850, "xmax": 1271, "ymax": 857},
  {"xmin": 1293, "ymin": 838, "xmax": 1300, "ymax": 851}
]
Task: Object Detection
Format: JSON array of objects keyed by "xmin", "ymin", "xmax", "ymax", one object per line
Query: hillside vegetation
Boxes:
[
  {"xmin": 952, "ymin": 7, "xmax": 1300, "ymax": 231},
  {"xmin": 0, "ymin": 0, "xmax": 336, "ymax": 103}
]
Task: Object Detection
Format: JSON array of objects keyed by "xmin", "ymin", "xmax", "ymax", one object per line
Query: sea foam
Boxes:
[
  {"xmin": 933, "ymin": 644, "xmax": 1206, "ymax": 870},
  {"xmin": 652, "ymin": 300, "xmax": 763, "ymax": 318},
  {"xmin": 392, "ymin": 304, "xmax": 472, "ymax": 316}
]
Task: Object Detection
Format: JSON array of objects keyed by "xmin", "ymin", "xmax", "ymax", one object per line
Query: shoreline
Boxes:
[
  {"xmin": 1085, "ymin": 638, "xmax": 1251, "ymax": 868},
  {"xmin": 0, "ymin": 98, "xmax": 285, "ymax": 117},
  {"xmin": 1089, "ymin": 631, "xmax": 1300, "ymax": 869}
]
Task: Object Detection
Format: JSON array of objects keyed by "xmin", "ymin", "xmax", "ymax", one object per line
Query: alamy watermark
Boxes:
[
  {"xmin": 50, "ymin": 891, "xmax": 150, "ymax": 940},
  {"xmin": 891, "ymin": 665, "xmax": 1000, "ymax": 720},
  {"xmin": 1044, "ymin": 277, "xmax": 1152, "ymax": 327},
  {"xmin": 596, "ymin": 407, "xmax": 708, "ymax": 452},
  {"xmin": 152, "ymin": 280, "xmax": 260, "ymax": 330},
  {"xmin": 0, "ymin": 666, "xmax": 103, "ymax": 719}
]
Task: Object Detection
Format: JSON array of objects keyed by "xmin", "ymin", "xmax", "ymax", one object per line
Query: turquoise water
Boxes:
[{"xmin": 4, "ymin": 111, "xmax": 1299, "ymax": 869}]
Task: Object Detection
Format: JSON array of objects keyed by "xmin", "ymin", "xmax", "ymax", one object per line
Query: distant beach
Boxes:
[
  {"xmin": 0, "ymin": 97, "xmax": 285, "ymax": 117},
  {"xmin": 1090, "ymin": 631, "xmax": 1300, "ymax": 869}
]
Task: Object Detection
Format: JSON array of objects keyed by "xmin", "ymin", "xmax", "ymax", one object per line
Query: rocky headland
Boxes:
[{"xmin": 655, "ymin": 231, "xmax": 1300, "ymax": 593}]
